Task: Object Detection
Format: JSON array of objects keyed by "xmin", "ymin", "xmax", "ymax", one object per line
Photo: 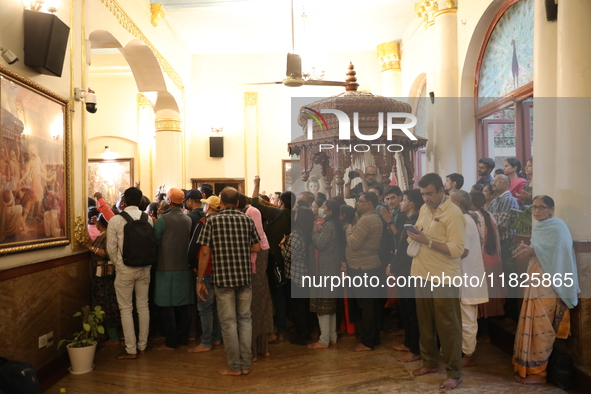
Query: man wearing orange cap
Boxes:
[{"xmin": 153, "ymin": 188, "xmax": 194, "ymax": 350}]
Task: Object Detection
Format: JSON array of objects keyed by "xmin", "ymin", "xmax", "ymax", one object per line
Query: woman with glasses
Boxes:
[
  {"xmin": 308, "ymin": 199, "xmax": 343, "ymax": 349},
  {"xmin": 512, "ymin": 195, "xmax": 580, "ymax": 384}
]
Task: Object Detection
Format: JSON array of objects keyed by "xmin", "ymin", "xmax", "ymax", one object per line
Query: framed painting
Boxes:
[
  {"xmin": 282, "ymin": 158, "xmax": 327, "ymax": 196},
  {"xmin": 88, "ymin": 159, "xmax": 133, "ymax": 209},
  {"xmin": 282, "ymin": 159, "xmax": 299, "ymax": 192},
  {"xmin": 0, "ymin": 65, "xmax": 70, "ymax": 255}
]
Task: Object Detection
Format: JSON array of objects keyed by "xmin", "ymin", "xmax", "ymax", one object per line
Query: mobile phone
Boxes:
[{"xmin": 404, "ymin": 224, "xmax": 419, "ymax": 234}]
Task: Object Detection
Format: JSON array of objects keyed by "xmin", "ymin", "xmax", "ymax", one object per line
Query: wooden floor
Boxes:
[{"xmin": 46, "ymin": 332, "xmax": 566, "ymax": 393}]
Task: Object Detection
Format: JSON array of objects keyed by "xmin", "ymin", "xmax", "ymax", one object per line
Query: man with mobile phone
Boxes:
[{"xmin": 407, "ymin": 173, "xmax": 466, "ymax": 390}]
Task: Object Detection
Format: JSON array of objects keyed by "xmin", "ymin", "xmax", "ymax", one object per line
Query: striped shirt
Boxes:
[
  {"xmin": 196, "ymin": 207, "xmax": 260, "ymax": 287},
  {"xmin": 488, "ymin": 191, "xmax": 520, "ymax": 241}
]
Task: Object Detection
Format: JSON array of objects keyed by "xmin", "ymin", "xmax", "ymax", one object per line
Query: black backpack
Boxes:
[{"xmin": 120, "ymin": 211, "xmax": 157, "ymax": 267}]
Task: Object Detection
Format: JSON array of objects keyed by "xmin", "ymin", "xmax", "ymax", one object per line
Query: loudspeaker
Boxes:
[
  {"xmin": 23, "ymin": 10, "xmax": 70, "ymax": 77},
  {"xmin": 545, "ymin": 0, "xmax": 557, "ymax": 21},
  {"xmin": 209, "ymin": 136, "xmax": 224, "ymax": 158}
]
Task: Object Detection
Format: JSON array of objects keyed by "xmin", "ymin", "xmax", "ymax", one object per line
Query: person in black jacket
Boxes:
[
  {"xmin": 250, "ymin": 176, "xmax": 294, "ymax": 340},
  {"xmin": 387, "ymin": 189, "xmax": 424, "ymax": 362}
]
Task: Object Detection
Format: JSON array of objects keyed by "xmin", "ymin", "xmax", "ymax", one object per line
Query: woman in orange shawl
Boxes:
[{"xmin": 512, "ymin": 195, "xmax": 580, "ymax": 384}]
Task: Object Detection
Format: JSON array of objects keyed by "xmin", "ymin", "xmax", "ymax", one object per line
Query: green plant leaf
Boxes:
[
  {"xmin": 98, "ymin": 325, "xmax": 105, "ymax": 334},
  {"xmin": 83, "ymin": 323, "xmax": 91, "ymax": 332},
  {"xmin": 73, "ymin": 312, "xmax": 82, "ymax": 317}
]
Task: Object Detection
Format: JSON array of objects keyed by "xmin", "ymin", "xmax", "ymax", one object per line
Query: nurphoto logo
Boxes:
[{"xmin": 302, "ymin": 107, "xmax": 417, "ymax": 153}]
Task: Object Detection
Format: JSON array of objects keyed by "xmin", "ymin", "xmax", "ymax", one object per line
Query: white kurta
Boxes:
[{"xmin": 460, "ymin": 213, "xmax": 489, "ymax": 305}]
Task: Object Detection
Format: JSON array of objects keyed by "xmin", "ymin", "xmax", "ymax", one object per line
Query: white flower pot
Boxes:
[{"xmin": 66, "ymin": 343, "xmax": 97, "ymax": 374}]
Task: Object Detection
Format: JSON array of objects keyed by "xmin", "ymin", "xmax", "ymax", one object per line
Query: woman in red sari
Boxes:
[{"xmin": 504, "ymin": 158, "xmax": 526, "ymax": 198}]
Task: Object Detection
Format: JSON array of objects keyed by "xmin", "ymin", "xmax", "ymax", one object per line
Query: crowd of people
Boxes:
[{"xmin": 84, "ymin": 155, "xmax": 579, "ymax": 390}]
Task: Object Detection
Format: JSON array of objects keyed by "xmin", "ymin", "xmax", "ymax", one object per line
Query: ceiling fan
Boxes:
[{"xmin": 244, "ymin": 1, "xmax": 346, "ymax": 88}]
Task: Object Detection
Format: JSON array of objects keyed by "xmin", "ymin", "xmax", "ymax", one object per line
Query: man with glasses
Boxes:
[
  {"xmin": 344, "ymin": 165, "xmax": 382, "ymax": 201},
  {"xmin": 345, "ymin": 192, "xmax": 384, "ymax": 352},
  {"xmin": 488, "ymin": 173, "xmax": 520, "ymax": 320}
]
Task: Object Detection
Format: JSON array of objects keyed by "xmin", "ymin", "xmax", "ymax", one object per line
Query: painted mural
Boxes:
[{"xmin": 478, "ymin": 0, "xmax": 534, "ymax": 108}]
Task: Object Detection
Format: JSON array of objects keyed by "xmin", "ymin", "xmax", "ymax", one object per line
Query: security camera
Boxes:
[
  {"xmin": 74, "ymin": 87, "xmax": 97, "ymax": 113},
  {"xmin": 85, "ymin": 89, "xmax": 97, "ymax": 114},
  {"xmin": 0, "ymin": 47, "xmax": 19, "ymax": 65}
]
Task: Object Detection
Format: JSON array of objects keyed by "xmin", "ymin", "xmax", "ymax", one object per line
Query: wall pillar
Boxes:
[
  {"xmin": 431, "ymin": 1, "xmax": 460, "ymax": 175},
  {"xmin": 555, "ymin": 0, "xmax": 591, "ymax": 367},
  {"xmin": 554, "ymin": 0, "xmax": 591, "ymax": 237},
  {"xmin": 154, "ymin": 117, "xmax": 183, "ymax": 190},
  {"xmin": 532, "ymin": 0, "xmax": 557, "ymax": 198},
  {"xmin": 377, "ymin": 41, "xmax": 402, "ymax": 97}
]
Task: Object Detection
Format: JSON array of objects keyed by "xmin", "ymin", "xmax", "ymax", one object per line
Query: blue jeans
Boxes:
[
  {"xmin": 198, "ymin": 275, "xmax": 222, "ymax": 347},
  {"xmin": 215, "ymin": 285, "xmax": 252, "ymax": 371}
]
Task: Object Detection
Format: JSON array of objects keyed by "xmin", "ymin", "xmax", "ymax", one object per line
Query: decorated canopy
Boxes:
[{"xmin": 288, "ymin": 64, "xmax": 427, "ymax": 197}]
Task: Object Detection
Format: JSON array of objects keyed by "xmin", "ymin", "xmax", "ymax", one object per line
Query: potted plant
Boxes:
[
  {"xmin": 511, "ymin": 206, "xmax": 533, "ymax": 308},
  {"xmin": 58, "ymin": 305, "xmax": 105, "ymax": 374}
]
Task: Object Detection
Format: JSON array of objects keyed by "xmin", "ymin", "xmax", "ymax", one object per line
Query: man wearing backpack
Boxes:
[{"xmin": 107, "ymin": 187, "xmax": 155, "ymax": 359}]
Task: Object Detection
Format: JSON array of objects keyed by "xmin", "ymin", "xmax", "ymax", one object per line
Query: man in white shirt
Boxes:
[{"xmin": 107, "ymin": 187, "xmax": 153, "ymax": 359}]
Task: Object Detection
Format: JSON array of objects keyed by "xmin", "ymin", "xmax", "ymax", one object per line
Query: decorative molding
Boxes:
[
  {"xmin": 100, "ymin": 0, "xmax": 185, "ymax": 93},
  {"xmin": 73, "ymin": 214, "xmax": 88, "ymax": 245},
  {"xmin": 434, "ymin": 7, "xmax": 458, "ymax": 19},
  {"xmin": 150, "ymin": 4, "xmax": 166, "ymax": 27},
  {"xmin": 137, "ymin": 93, "xmax": 151, "ymax": 108},
  {"xmin": 415, "ymin": 0, "xmax": 457, "ymax": 26},
  {"xmin": 155, "ymin": 118, "xmax": 182, "ymax": 132},
  {"xmin": 415, "ymin": 0, "xmax": 437, "ymax": 26},
  {"xmin": 0, "ymin": 253, "xmax": 89, "ymax": 283},
  {"xmin": 574, "ymin": 240, "xmax": 591, "ymax": 254},
  {"xmin": 0, "ymin": 66, "xmax": 68, "ymax": 103},
  {"xmin": 244, "ymin": 92, "xmax": 258, "ymax": 107},
  {"xmin": 79, "ymin": 0, "xmax": 87, "ymax": 250},
  {"xmin": 377, "ymin": 41, "xmax": 401, "ymax": 72}
]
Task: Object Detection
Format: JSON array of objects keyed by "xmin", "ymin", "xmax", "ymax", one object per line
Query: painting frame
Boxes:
[
  {"xmin": 282, "ymin": 159, "xmax": 299, "ymax": 192},
  {"xmin": 88, "ymin": 158, "xmax": 134, "ymax": 209},
  {"xmin": 0, "ymin": 65, "xmax": 71, "ymax": 255}
]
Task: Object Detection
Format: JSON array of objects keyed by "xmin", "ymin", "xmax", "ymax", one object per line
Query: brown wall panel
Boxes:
[{"xmin": 0, "ymin": 254, "xmax": 90, "ymax": 369}]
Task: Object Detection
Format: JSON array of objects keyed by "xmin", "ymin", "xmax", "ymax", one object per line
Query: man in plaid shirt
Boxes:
[
  {"xmin": 488, "ymin": 173, "xmax": 520, "ymax": 319},
  {"xmin": 196, "ymin": 187, "xmax": 261, "ymax": 376}
]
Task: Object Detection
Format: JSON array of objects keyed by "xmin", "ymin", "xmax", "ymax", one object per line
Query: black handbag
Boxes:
[{"xmin": 0, "ymin": 357, "xmax": 42, "ymax": 394}]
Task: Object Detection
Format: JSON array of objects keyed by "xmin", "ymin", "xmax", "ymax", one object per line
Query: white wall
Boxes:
[{"xmin": 187, "ymin": 50, "xmax": 383, "ymax": 194}]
